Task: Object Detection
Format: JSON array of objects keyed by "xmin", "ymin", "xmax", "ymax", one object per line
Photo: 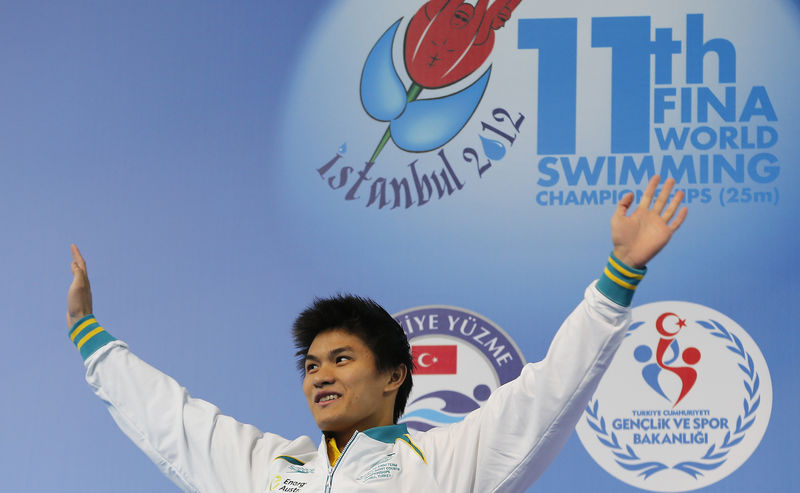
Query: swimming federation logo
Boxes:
[
  {"xmin": 392, "ymin": 305, "xmax": 526, "ymax": 431},
  {"xmin": 575, "ymin": 302, "xmax": 772, "ymax": 492}
]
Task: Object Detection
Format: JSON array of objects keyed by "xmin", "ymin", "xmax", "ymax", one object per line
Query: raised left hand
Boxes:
[{"xmin": 611, "ymin": 175, "xmax": 688, "ymax": 269}]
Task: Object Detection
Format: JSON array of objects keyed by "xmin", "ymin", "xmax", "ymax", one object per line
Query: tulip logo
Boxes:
[{"xmin": 362, "ymin": 0, "xmax": 522, "ymax": 163}]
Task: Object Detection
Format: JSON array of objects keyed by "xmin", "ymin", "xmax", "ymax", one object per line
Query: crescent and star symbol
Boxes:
[
  {"xmin": 417, "ymin": 352, "xmax": 438, "ymax": 368},
  {"xmin": 656, "ymin": 312, "xmax": 688, "ymax": 337}
]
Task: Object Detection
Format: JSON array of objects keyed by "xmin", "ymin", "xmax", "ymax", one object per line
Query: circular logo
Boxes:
[
  {"xmin": 392, "ymin": 305, "xmax": 526, "ymax": 431},
  {"xmin": 575, "ymin": 302, "xmax": 772, "ymax": 492}
]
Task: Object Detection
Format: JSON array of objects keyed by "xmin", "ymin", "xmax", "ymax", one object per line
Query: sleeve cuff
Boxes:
[
  {"xmin": 68, "ymin": 314, "xmax": 116, "ymax": 361},
  {"xmin": 595, "ymin": 253, "xmax": 647, "ymax": 307}
]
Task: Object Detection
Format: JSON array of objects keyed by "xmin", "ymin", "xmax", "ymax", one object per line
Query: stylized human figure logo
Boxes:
[
  {"xmin": 360, "ymin": 0, "xmax": 523, "ymax": 163},
  {"xmin": 633, "ymin": 312, "xmax": 701, "ymax": 406}
]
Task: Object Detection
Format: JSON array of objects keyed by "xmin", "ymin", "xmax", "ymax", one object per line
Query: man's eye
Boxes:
[
  {"xmin": 305, "ymin": 363, "xmax": 318, "ymax": 372},
  {"xmin": 336, "ymin": 356, "xmax": 350, "ymax": 364}
]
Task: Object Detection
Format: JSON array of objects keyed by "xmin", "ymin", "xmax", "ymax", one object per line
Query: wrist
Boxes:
[
  {"xmin": 611, "ymin": 248, "xmax": 645, "ymax": 270},
  {"xmin": 67, "ymin": 312, "xmax": 89, "ymax": 329}
]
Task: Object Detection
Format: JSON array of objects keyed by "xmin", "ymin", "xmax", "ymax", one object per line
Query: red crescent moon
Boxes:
[{"xmin": 656, "ymin": 312, "xmax": 682, "ymax": 337}]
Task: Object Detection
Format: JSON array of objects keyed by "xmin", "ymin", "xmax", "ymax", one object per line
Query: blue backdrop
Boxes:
[{"xmin": 2, "ymin": 1, "xmax": 797, "ymax": 491}]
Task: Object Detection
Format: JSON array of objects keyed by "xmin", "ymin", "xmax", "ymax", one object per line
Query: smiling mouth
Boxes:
[{"xmin": 316, "ymin": 393, "xmax": 342, "ymax": 404}]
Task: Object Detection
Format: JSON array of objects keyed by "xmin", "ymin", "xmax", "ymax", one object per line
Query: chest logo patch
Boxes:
[{"xmin": 356, "ymin": 453, "xmax": 402, "ymax": 483}]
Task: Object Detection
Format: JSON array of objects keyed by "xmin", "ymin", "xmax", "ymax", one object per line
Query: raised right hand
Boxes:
[{"xmin": 67, "ymin": 244, "xmax": 93, "ymax": 328}]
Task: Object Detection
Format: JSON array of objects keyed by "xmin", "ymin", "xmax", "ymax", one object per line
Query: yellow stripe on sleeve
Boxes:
[
  {"xmin": 69, "ymin": 318, "xmax": 97, "ymax": 341},
  {"xmin": 76, "ymin": 327, "xmax": 105, "ymax": 351},
  {"xmin": 608, "ymin": 257, "xmax": 644, "ymax": 279},
  {"xmin": 604, "ymin": 267, "xmax": 637, "ymax": 290}
]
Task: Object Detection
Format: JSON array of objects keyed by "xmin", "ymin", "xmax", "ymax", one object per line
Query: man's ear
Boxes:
[{"xmin": 384, "ymin": 364, "xmax": 407, "ymax": 392}]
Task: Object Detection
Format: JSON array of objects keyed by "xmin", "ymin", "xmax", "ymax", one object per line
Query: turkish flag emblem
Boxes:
[{"xmin": 412, "ymin": 345, "xmax": 457, "ymax": 375}]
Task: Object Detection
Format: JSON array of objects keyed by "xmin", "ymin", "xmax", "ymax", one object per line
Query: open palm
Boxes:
[{"xmin": 611, "ymin": 176, "xmax": 688, "ymax": 269}]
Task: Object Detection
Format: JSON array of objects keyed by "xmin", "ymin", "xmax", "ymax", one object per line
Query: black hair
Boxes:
[{"xmin": 292, "ymin": 294, "xmax": 414, "ymax": 423}]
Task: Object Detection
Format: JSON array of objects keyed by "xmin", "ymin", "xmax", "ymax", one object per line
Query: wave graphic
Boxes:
[{"xmin": 401, "ymin": 408, "xmax": 468, "ymax": 430}]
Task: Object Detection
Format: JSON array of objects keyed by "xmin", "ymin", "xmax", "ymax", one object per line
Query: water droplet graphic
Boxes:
[
  {"xmin": 479, "ymin": 135, "xmax": 506, "ymax": 160},
  {"xmin": 338, "ymin": 143, "xmax": 347, "ymax": 155}
]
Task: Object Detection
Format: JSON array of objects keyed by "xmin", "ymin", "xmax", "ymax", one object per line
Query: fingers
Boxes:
[
  {"xmin": 638, "ymin": 175, "xmax": 661, "ymax": 210},
  {"xmin": 661, "ymin": 187, "xmax": 684, "ymax": 222},
  {"xmin": 639, "ymin": 176, "xmax": 685, "ymax": 219},
  {"xmin": 614, "ymin": 192, "xmax": 634, "ymax": 218},
  {"xmin": 669, "ymin": 206, "xmax": 689, "ymax": 232},
  {"xmin": 70, "ymin": 244, "xmax": 90, "ymax": 291},
  {"xmin": 71, "ymin": 244, "xmax": 85, "ymax": 267},
  {"xmin": 71, "ymin": 244, "xmax": 87, "ymax": 274},
  {"xmin": 649, "ymin": 178, "xmax": 688, "ymax": 231},
  {"xmin": 652, "ymin": 177, "xmax": 675, "ymax": 214}
]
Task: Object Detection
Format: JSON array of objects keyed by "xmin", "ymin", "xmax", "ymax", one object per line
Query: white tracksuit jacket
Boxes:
[{"xmin": 70, "ymin": 259, "xmax": 644, "ymax": 493}]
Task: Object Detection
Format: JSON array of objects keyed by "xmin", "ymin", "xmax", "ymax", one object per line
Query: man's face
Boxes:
[{"xmin": 302, "ymin": 329, "xmax": 396, "ymax": 441}]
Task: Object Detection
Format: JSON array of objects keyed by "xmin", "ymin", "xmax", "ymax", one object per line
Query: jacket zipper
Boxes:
[{"xmin": 323, "ymin": 431, "xmax": 359, "ymax": 493}]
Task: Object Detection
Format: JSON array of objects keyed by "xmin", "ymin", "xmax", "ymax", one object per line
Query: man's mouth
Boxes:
[{"xmin": 315, "ymin": 392, "xmax": 342, "ymax": 404}]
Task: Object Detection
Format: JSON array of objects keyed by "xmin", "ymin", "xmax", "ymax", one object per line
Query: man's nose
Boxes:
[{"xmin": 313, "ymin": 365, "xmax": 335, "ymax": 387}]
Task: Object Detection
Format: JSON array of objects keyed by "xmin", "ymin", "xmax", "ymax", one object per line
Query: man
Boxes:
[{"xmin": 67, "ymin": 176, "xmax": 687, "ymax": 492}]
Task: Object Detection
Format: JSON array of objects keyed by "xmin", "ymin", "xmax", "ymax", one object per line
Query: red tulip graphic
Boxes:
[
  {"xmin": 404, "ymin": 0, "xmax": 522, "ymax": 89},
  {"xmin": 363, "ymin": 1, "xmax": 522, "ymax": 163}
]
